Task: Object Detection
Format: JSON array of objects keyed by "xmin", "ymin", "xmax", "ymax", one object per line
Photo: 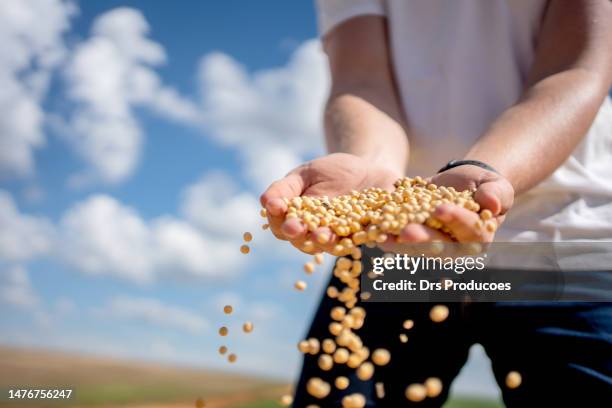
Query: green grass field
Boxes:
[
  {"xmin": 444, "ymin": 398, "xmax": 502, "ymax": 408},
  {"xmin": 233, "ymin": 397, "xmax": 502, "ymax": 408},
  {"xmin": 0, "ymin": 346, "xmax": 286, "ymax": 407},
  {"xmin": 0, "ymin": 346, "xmax": 503, "ymax": 408}
]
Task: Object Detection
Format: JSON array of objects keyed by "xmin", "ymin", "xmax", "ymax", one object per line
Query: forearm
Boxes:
[
  {"xmin": 465, "ymin": 69, "xmax": 609, "ymax": 194},
  {"xmin": 465, "ymin": 0, "xmax": 612, "ymax": 195},
  {"xmin": 325, "ymin": 87, "xmax": 409, "ymax": 175}
]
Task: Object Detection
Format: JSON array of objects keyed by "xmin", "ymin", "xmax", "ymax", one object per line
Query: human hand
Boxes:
[
  {"xmin": 381, "ymin": 165, "xmax": 514, "ymax": 249},
  {"xmin": 260, "ymin": 153, "xmax": 400, "ymax": 253}
]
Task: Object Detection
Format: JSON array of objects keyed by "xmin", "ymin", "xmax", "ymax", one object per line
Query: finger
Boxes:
[
  {"xmin": 288, "ymin": 233, "xmax": 319, "ymax": 255},
  {"xmin": 267, "ymin": 210, "xmax": 306, "ymax": 241},
  {"xmin": 261, "ymin": 170, "xmax": 308, "ymax": 240},
  {"xmin": 378, "ymin": 225, "xmax": 452, "ymax": 253},
  {"xmin": 397, "ymin": 224, "xmax": 453, "ymax": 243},
  {"xmin": 267, "ymin": 219, "xmax": 285, "ymax": 240},
  {"xmin": 265, "ymin": 198, "xmax": 287, "ymax": 218},
  {"xmin": 260, "ymin": 172, "xmax": 306, "ymax": 217},
  {"xmin": 434, "ymin": 204, "xmax": 493, "ymax": 243},
  {"xmin": 311, "ymin": 227, "xmax": 339, "ymax": 253},
  {"xmin": 266, "ymin": 206, "xmax": 290, "ymax": 240},
  {"xmin": 474, "ymin": 179, "xmax": 514, "ymax": 216},
  {"xmin": 281, "ymin": 218, "xmax": 307, "ymax": 240}
]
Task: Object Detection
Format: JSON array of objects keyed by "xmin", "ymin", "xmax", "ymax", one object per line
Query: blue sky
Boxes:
[
  {"xmin": 0, "ymin": 0, "xmax": 333, "ymax": 378},
  {"xmin": 0, "ymin": 0, "xmax": 502, "ymax": 398}
]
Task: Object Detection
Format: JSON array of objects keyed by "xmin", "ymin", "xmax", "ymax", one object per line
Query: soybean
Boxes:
[
  {"xmin": 356, "ymin": 362, "xmax": 374, "ymax": 381},
  {"xmin": 306, "ymin": 378, "xmax": 330, "ymax": 399},
  {"xmin": 242, "ymin": 321, "xmax": 253, "ymax": 333},
  {"xmin": 405, "ymin": 384, "xmax": 427, "ymax": 402},
  {"xmin": 505, "ymin": 371, "xmax": 522, "ymax": 389},
  {"xmin": 279, "ymin": 177, "xmax": 484, "ymax": 249},
  {"xmin": 342, "ymin": 393, "xmax": 366, "ymax": 408},
  {"xmin": 304, "ymin": 262, "xmax": 315, "ymax": 274},
  {"xmin": 429, "ymin": 305, "xmax": 449, "ymax": 323},
  {"xmin": 318, "ymin": 354, "xmax": 334, "ymax": 371},
  {"xmin": 280, "ymin": 394, "xmax": 293, "ymax": 406},
  {"xmin": 424, "ymin": 377, "xmax": 443, "ymax": 398},
  {"xmin": 372, "ymin": 348, "xmax": 391, "ymax": 366},
  {"xmin": 335, "ymin": 376, "xmax": 350, "ymax": 390}
]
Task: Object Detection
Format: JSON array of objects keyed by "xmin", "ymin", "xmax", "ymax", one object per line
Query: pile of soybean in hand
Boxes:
[
  {"xmin": 233, "ymin": 176, "xmax": 519, "ymax": 407},
  {"xmin": 279, "ymin": 176, "xmax": 496, "ymax": 257}
]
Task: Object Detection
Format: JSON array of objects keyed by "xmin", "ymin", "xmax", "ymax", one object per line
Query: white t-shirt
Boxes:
[{"xmin": 317, "ymin": 0, "xmax": 612, "ymax": 242}]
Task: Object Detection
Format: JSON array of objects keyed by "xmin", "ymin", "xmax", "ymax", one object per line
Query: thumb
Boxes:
[
  {"xmin": 474, "ymin": 178, "xmax": 514, "ymax": 216},
  {"xmin": 260, "ymin": 170, "xmax": 307, "ymax": 217}
]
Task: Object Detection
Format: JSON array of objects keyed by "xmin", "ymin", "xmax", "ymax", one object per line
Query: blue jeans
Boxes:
[{"xmin": 293, "ymin": 276, "xmax": 612, "ymax": 407}]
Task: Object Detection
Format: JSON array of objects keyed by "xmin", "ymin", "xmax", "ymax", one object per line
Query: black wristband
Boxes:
[{"xmin": 438, "ymin": 159, "xmax": 499, "ymax": 174}]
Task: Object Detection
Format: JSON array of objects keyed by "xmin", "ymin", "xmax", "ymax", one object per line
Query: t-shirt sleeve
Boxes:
[{"xmin": 315, "ymin": 0, "xmax": 385, "ymax": 36}]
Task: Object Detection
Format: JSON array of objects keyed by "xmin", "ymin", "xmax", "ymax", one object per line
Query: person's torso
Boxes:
[{"xmin": 384, "ymin": 0, "xmax": 612, "ymax": 242}]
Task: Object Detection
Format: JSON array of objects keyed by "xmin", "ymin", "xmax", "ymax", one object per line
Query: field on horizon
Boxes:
[{"xmin": 0, "ymin": 346, "xmax": 502, "ymax": 408}]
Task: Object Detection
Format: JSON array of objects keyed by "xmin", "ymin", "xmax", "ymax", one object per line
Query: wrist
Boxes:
[
  {"xmin": 462, "ymin": 146, "xmax": 511, "ymax": 180},
  {"xmin": 434, "ymin": 164, "xmax": 496, "ymax": 192},
  {"xmin": 438, "ymin": 159, "xmax": 499, "ymax": 175},
  {"xmin": 433, "ymin": 164, "xmax": 515, "ymax": 216}
]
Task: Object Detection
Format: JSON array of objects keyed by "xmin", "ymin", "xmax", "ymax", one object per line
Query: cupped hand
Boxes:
[
  {"xmin": 260, "ymin": 153, "xmax": 400, "ymax": 253},
  {"xmin": 381, "ymin": 165, "xmax": 514, "ymax": 251}
]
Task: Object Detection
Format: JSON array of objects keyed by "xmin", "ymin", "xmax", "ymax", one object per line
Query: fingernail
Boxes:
[
  {"xmin": 267, "ymin": 198, "xmax": 285, "ymax": 216},
  {"xmin": 434, "ymin": 206, "xmax": 452, "ymax": 222},
  {"xmin": 281, "ymin": 225, "xmax": 296, "ymax": 238},
  {"xmin": 282, "ymin": 218, "xmax": 305, "ymax": 238}
]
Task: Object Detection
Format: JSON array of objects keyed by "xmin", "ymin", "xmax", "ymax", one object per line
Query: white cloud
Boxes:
[
  {"xmin": 198, "ymin": 39, "xmax": 329, "ymax": 190},
  {"xmin": 0, "ymin": 265, "xmax": 39, "ymax": 308},
  {"xmin": 0, "ymin": 263, "xmax": 75, "ymax": 329},
  {"xmin": 64, "ymin": 7, "xmax": 200, "ymax": 185},
  {"xmin": 181, "ymin": 171, "xmax": 262, "ymax": 237},
  {"xmin": 1, "ymin": 1, "xmax": 328, "ymax": 191},
  {"xmin": 0, "ymin": 0, "xmax": 74, "ymax": 177},
  {"xmin": 0, "ymin": 188, "xmax": 246, "ymax": 284},
  {"xmin": 58, "ymin": 194, "xmax": 243, "ymax": 283},
  {"xmin": 1, "ymin": 0, "xmax": 329, "ymax": 196},
  {"xmin": 91, "ymin": 7, "xmax": 165, "ymax": 65},
  {"xmin": 0, "ymin": 190, "xmax": 54, "ymax": 261},
  {"xmin": 242, "ymin": 145, "xmax": 303, "ymax": 192},
  {"xmin": 152, "ymin": 216, "xmax": 243, "ymax": 280},
  {"xmin": 58, "ymin": 194, "xmax": 155, "ymax": 282},
  {"xmin": 101, "ymin": 295, "xmax": 209, "ymax": 334},
  {"xmin": 62, "ymin": 20, "xmax": 329, "ymax": 189},
  {"xmin": 179, "ymin": 171, "xmax": 297, "ymax": 260}
]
